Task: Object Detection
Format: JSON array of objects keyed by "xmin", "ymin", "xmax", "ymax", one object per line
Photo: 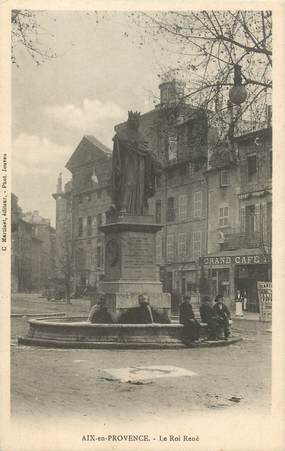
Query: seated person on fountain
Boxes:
[
  {"xmin": 119, "ymin": 294, "xmax": 170, "ymax": 324},
  {"xmin": 179, "ymin": 295, "xmax": 200, "ymax": 344},
  {"xmin": 199, "ymin": 296, "xmax": 220, "ymax": 340},
  {"xmin": 213, "ymin": 294, "xmax": 232, "ymax": 340},
  {"xmin": 88, "ymin": 292, "xmax": 113, "ymax": 324},
  {"xmin": 137, "ymin": 294, "xmax": 155, "ymax": 323}
]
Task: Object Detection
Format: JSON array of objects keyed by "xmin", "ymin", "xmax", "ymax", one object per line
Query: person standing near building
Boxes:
[
  {"xmin": 235, "ymin": 289, "xmax": 244, "ymax": 317},
  {"xmin": 242, "ymin": 290, "xmax": 248, "ymax": 312},
  {"xmin": 179, "ymin": 295, "xmax": 200, "ymax": 343},
  {"xmin": 213, "ymin": 294, "xmax": 232, "ymax": 340}
]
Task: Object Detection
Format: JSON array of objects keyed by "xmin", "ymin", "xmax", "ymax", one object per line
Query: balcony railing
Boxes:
[{"xmin": 221, "ymin": 231, "xmax": 263, "ymax": 251}]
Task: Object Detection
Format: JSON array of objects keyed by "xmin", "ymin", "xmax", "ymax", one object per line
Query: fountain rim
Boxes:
[
  {"xmin": 19, "ymin": 316, "xmax": 242, "ymax": 349},
  {"xmin": 28, "ymin": 316, "xmax": 183, "ymax": 328}
]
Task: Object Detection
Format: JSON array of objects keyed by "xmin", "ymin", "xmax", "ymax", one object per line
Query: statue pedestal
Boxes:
[{"xmin": 99, "ymin": 214, "xmax": 170, "ymax": 319}]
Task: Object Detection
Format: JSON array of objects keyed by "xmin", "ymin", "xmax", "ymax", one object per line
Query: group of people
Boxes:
[
  {"xmin": 179, "ymin": 294, "xmax": 232, "ymax": 344},
  {"xmin": 88, "ymin": 291, "xmax": 232, "ymax": 344}
]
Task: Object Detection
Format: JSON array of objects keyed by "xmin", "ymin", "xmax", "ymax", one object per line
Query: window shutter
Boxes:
[
  {"xmin": 262, "ymin": 202, "xmax": 267, "ymax": 244},
  {"xmin": 174, "ymin": 235, "xmax": 178, "ymax": 258},
  {"xmin": 161, "ymin": 231, "xmax": 165, "ymax": 260},
  {"xmin": 240, "ymin": 206, "xmax": 246, "ymax": 233},
  {"xmin": 254, "ymin": 203, "xmax": 260, "ymax": 232},
  {"xmin": 187, "ymin": 193, "xmax": 192, "ymax": 219}
]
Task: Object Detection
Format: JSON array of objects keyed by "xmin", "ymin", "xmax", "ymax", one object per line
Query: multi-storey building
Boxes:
[
  {"xmin": 203, "ymin": 127, "xmax": 272, "ymax": 312},
  {"xmin": 147, "ymin": 158, "xmax": 208, "ymax": 311},
  {"xmin": 11, "ymin": 194, "xmax": 33, "ymax": 292},
  {"xmin": 11, "ymin": 195, "xmax": 56, "ymax": 292},
  {"xmin": 53, "ymin": 135, "xmax": 112, "ymax": 293},
  {"xmin": 22, "ymin": 210, "xmax": 56, "ymax": 292}
]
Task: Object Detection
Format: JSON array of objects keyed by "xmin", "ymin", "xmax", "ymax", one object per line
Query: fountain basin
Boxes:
[{"xmin": 17, "ymin": 316, "xmax": 242, "ymax": 349}]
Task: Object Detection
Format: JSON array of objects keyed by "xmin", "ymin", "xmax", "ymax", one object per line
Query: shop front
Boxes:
[{"xmin": 201, "ymin": 250, "xmax": 271, "ymax": 313}]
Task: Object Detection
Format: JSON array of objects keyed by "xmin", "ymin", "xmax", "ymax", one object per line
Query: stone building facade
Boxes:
[
  {"xmin": 22, "ymin": 211, "xmax": 56, "ymax": 292},
  {"xmin": 11, "ymin": 195, "xmax": 56, "ymax": 293},
  {"xmin": 53, "ymin": 136, "xmax": 112, "ymax": 294},
  {"xmin": 11, "ymin": 194, "xmax": 33, "ymax": 292},
  {"xmin": 203, "ymin": 127, "xmax": 272, "ymax": 312}
]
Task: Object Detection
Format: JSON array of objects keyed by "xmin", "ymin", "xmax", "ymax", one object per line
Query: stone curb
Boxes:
[{"xmin": 17, "ymin": 336, "xmax": 242, "ymax": 350}]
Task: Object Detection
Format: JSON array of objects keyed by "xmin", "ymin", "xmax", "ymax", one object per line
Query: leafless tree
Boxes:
[
  {"xmin": 129, "ymin": 10, "xmax": 272, "ymax": 136},
  {"xmin": 54, "ymin": 239, "xmax": 74, "ymax": 304},
  {"xmin": 11, "ymin": 10, "xmax": 57, "ymax": 66}
]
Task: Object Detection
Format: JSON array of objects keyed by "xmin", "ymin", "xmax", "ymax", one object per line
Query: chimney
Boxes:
[{"xmin": 159, "ymin": 79, "xmax": 185, "ymax": 106}]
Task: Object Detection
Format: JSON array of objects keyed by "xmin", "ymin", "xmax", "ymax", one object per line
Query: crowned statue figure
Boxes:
[{"xmin": 111, "ymin": 111, "xmax": 162, "ymax": 216}]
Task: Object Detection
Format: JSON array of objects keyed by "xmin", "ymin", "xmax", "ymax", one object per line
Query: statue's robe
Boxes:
[{"xmin": 111, "ymin": 127, "xmax": 161, "ymax": 215}]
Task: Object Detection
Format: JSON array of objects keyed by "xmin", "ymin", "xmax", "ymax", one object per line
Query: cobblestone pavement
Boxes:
[{"xmin": 10, "ymin": 294, "xmax": 271, "ymax": 423}]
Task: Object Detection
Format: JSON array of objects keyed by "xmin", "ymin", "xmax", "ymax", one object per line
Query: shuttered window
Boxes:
[
  {"xmin": 167, "ymin": 197, "xmax": 175, "ymax": 222},
  {"xmin": 178, "ymin": 232, "xmax": 187, "ymax": 258},
  {"xmin": 194, "ymin": 191, "xmax": 202, "ymax": 218},
  {"xmin": 179, "ymin": 194, "xmax": 187, "ymax": 220},
  {"xmin": 167, "ymin": 234, "xmax": 174, "ymax": 261},
  {"xmin": 254, "ymin": 204, "xmax": 260, "ymax": 232},
  {"xmin": 193, "ymin": 231, "xmax": 202, "ymax": 260},
  {"xmin": 219, "ymin": 205, "xmax": 229, "ymax": 226},
  {"xmin": 156, "ymin": 232, "xmax": 163, "ymax": 263},
  {"xmin": 240, "ymin": 206, "xmax": 246, "ymax": 233}
]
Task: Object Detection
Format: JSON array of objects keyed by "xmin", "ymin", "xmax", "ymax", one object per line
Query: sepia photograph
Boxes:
[{"xmin": 0, "ymin": 2, "xmax": 284, "ymax": 450}]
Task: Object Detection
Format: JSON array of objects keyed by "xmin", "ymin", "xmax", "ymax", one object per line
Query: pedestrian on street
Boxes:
[
  {"xmin": 179, "ymin": 295, "xmax": 200, "ymax": 344},
  {"xmin": 242, "ymin": 290, "xmax": 248, "ymax": 312},
  {"xmin": 199, "ymin": 296, "xmax": 219, "ymax": 340},
  {"xmin": 235, "ymin": 289, "xmax": 244, "ymax": 317},
  {"xmin": 213, "ymin": 294, "xmax": 232, "ymax": 340}
]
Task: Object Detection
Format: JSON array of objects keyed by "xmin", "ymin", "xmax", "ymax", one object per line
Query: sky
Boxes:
[{"xmin": 12, "ymin": 11, "xmax": 169, "ymax": 225}]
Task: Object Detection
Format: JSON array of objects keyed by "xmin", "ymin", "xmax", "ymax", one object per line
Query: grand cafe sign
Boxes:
[{"xmin": 201, "ymin": 254, "xmax": 271, "ymax": 266}]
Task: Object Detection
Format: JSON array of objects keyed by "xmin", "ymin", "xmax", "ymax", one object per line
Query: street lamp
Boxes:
[{"xmin": 229, "ymin": 64, "xmax": 247, "ymax": 106}]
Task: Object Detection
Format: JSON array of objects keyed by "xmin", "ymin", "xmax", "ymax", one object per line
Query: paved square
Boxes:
[{"xmin": 104, "ymin": 365, "xmax": 197, "ymax": 382}]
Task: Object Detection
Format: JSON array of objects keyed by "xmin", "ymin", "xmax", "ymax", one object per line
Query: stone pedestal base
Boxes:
[
  {"xmin": 101, "ymin": 288, "xmax": 170, "ymax": 319},
  {"xmin": 99, "ymin": 214, "xmax": 171, "ymax": 318}
]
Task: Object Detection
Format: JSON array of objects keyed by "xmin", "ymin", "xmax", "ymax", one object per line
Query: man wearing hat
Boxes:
[
  {"xmin": 199, "ymin": 296, "xmax": 219, "ymax": 340},
  {"xmin": 213, "ymin": 294, "xmax": 232, "ymax": 339}
]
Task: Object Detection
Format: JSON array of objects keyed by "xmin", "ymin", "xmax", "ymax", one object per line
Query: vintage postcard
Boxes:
[{"xmin": 0, "ymin": 1, "xmax": 284, "ymax": 450}]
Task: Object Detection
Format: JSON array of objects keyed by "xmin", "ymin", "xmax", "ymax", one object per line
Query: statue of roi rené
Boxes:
[{"xmin": 111, "ymin": 111, "xmax": 163, "ymax": 216}]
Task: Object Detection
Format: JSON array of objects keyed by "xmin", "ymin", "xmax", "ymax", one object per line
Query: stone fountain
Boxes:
[{"xmin": 18, "ymin": 111, "xmax": 241, "ymax": 349}]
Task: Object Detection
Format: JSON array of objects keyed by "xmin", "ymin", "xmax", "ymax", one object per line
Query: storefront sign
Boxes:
[
  {"xmin": 257, "ymin": 281, "xmax": 272, "ymax": 322},
  {"xmin": 201, "ymin": 254, "xmax": 271, "ymax": 266}
]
